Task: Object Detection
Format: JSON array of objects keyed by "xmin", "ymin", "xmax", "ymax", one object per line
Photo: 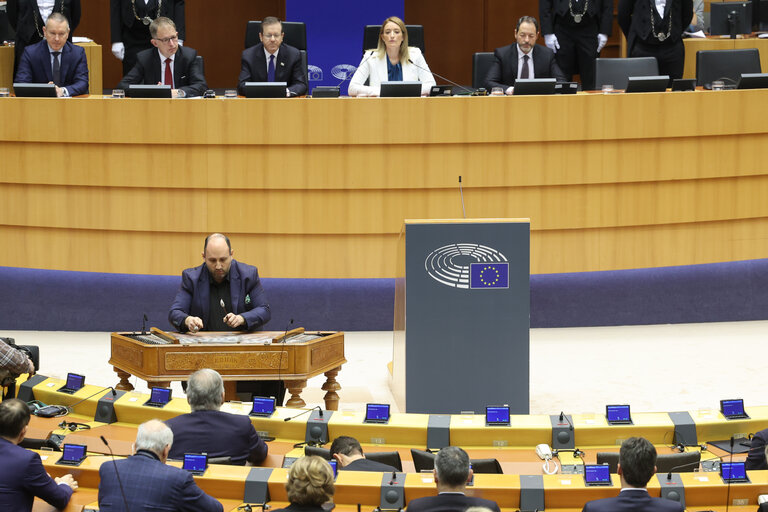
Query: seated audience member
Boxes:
[
  {"xmin": 271, "ymin": 456, "xmax": 335, "ymax": 512},
  {"xmin": 117, "ymin": 16, "xmax": 207, "ymax": 98},
  {"xmin": 237, "ymin": 16, "xmax": 307, "ymax": 97},
  {"xmin": 746, "ymin": 428, "xmax": 768, "ymax": 470},
  {"xmin": 165, "ymin": 368, "xmax": 268, "ymax": 465},
  {"xmin": 14, "ymin": 12, "xmax": 88, "ymax": 97},
  {"xmin": 98, "ymin": 419, "xmax": 222, "ymax": 512},
  {"xmin": 330, "ymin": 435, "xmax": 398, "ymax": 472},
  {"xmin": 0, "ymin": 399, "xmax": 78, "ymax": 511},
  {"xmin": 484, "ymin": 15, "xmax": 566, "ymax": 94},
  {"xmin": 582, "ymin": 437, "xmax": 684, "ymax": 512},
  {"xmin": 405, "ymin": 446, "xmax": 501, "ymax": 512},
  {"xmin": 348, "ymin": 16, "xmax": 435, "ymax": 97}
]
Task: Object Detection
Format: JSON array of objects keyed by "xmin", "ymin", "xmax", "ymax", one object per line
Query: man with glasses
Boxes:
[
  {"xmin": 237, "ymin": 16, "xmax": 307, "ymax": 97},
  {"xmin": 484, "ymin": 15, "xmax": 566, "ymax": 94},
  {"xmin": 117, "ymin": 16, "xmax": 206, "ymax": 97}
]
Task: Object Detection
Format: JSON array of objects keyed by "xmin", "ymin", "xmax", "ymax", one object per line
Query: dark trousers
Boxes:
[
  {"xmin": 554, "ymin": 17, "xmax": 600, "ymax": 90},
  {"xmin": 630, "ymin": 38, "xmax": 685, "ymax": 81}
]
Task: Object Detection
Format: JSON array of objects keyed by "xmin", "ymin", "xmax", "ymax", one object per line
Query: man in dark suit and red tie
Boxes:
[
  {"xmin": 237, "ymin": 16, "xmax": 308, "ymax": 97},
  {"xmin": 484, "ymin": 15, "xmax": 567, "ymax": 94},
  {"xmin": 117, "ymin": 16, "xmax": 206, "ymax": 97},
  {"xmin": 581, "ymin": 437, "xmax": 684, "ymax": 512},
  {"xmin": 14, "ymin": 12, "xmax": 88, "ymax": 96}
]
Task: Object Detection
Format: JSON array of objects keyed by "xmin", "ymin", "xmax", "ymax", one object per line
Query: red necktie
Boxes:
[{"xmin": 164, "ymin": 58, "xmax": 173, "ymax": 88}]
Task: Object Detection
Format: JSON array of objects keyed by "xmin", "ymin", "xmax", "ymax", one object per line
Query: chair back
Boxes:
[
  {"xmin": 656, "ymin": 451, "xmax": 701, "ymax": 473},
  {"xmin": 595, "ymin": 57, "xmax": 659, "ymax": 90},
  {"xmin": 245, "ymin": 21, "xmax": 307, "ymax": 50},
  {"xmin": 473, "ymin": 52, "xmax": 496, "ymax": 89},
  {"xmin": 596, "ymin": 452, "xmax": 620, "ymax": 473},
  {"xmin": 410, "ymin": 448, "xmax": 436, "ymax": 472},
  {"xmin": 696, "ymin": 48, "xmax": 761, "ymax": 87},
  {"xmin": 366, "ymin": 451, "xmax": 403, "ymax": 471},
  {"xmin": 363, "ymin": 24, "xmax": 425, "ymax": 54},
  {"xmin": 304, "ymin": 445, "xmax": 332, "ymax": 459}
]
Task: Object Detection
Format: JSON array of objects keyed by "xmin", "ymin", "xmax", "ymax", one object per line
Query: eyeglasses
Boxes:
[
  {"xmin": 154, "ymin": 34, "xmax": 178, "ymax": 44},
  {"xmin": 262, "ymin": 33, "xmax": 282, "ymax": 40}
]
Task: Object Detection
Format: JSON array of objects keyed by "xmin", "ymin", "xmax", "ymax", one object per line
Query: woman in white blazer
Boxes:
[{"xmin": 348, "ymin": 16, "xmax": 436, "ymax": 97}]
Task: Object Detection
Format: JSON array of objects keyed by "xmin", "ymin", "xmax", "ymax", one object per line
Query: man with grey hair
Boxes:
[
  {"xmin": 98, "ymin": 419, "xmax": 222, "ymax": 511},
  {"xmin": 166, "ymin": 369, "xmax": 268, "ymax": 465},
  {"xmin": 405, "ymin": 446, "xmax": 500, "ymax": 512}
]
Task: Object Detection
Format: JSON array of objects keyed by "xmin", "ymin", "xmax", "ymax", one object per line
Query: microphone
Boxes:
[
  {"xmin": 665, "ymin": 452, "xmax": 723, "ymax": 479},
  {"xmin": 101, "ymin": 435, "xmax": 131, "ymax": 512},
  {"xmin": 458, "ymin": 176, "xmax": 466, "ymax": 218},
  {"xmin": 141, "ymin": 313, "xmax": 148, "ymax": 335},
  {"xmin": 407, "ymin": 58, "xmax": 474, "ymax": 95},
  {"xmin": 276, "ymin": 318, "xmax": 294, "ymax": 400},
  {"xmin": 337, "ymin": 51, "xmax": 375, "ymax": 89},
  {"xmin": 67, "ymin": 386, "xmax": 116, "ymax": 414},
  {"xmin": 389, "ymin": 469, "xmax": 397, "ymax": 485},
  {"xmin": 284, "ymin": 405, "xmax": 323, "ymax": 422},
  {"xmin": 559, "ymin": 411, "xmax": 574, "ymax": 431},
  {"xmin": 726, "ymin": 436, "xmax": 734, "ymax": 512}
]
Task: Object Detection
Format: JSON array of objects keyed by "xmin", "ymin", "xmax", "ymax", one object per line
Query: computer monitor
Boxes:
[
  {"xmin": 737, "ymin": 72, "xmax": 768, "ymax": 89},
  {"xmin": 144, "ymin": 387, "xmax": 172, "ymax": 408},
  {"xmin": 183, "ymin": 453, "xmax": 207, "ymax": 475},
  {"xmin": 56, "ymin": 443, "xmax": 87, "ymax": 466},
  {"xmin": 249, "ymin": 396, "xmax": 276, "ymax": 417},
  {"xmin": 328, "ymin": 459, "xmax": 338, "ymax": 479},
  {"xmin": 13, "ymin": 83, "xmax": 57, "ymax": 97},
  {"xmin": 721, "ymin": 461, "xmax": 750, "ymax": 483},
  {"xmin": 512, "ymin": 78, "xmax": 557, "ymax": 95},
  {"xmin": 364, "ymin": 403, "xmax": 391, "ymax": 423},
  {"xmin": 242, "ymin": 82, "xmax": 287, "ymax": 98},
  {"xmin": 485, "ymin": 406, "xmax": 511, "ymax": 426},
  {"xmin": 126, "ymin": 85, "xmax": 172, "ymax": 98},
  {"xmin": 58, "ymin": 373, "xmax": 85, "ymax": 394},
  {"xmin": 625, "ymin": 76, "xmax": 669, "ymax": 93},
  {"xmin": 380, "ymin": 81, "xmax": 422, "ymax": 97},
  {"xmin": 720, "ymin": 398, "xmax": 750, "ymax": 419},
  {"xmin": 606, "ymin": 404, "xmax": 632, "ymax": 425},
  {"xmin": 584, "ymin": 464, "xmax": 612, "ymax": 486},
  {"xmin": 710, "ymin": 2, "xmax": 753, "ymax": 37}
]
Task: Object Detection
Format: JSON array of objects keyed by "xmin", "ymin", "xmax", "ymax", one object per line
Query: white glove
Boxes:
[
  {"xmin": 597, "ymin": 34, "xmax": 608, "ymax": 53},
  {"xmin": 178, "ymin": 39, "xmax": 184, "ymax": 46},
  {"xmin": 544, "ymin": 34, "xmax": 560, "ymax": 52},
  {"xmin": 111, "ymin": 42, "xmax": 125, "ymax": 61}
]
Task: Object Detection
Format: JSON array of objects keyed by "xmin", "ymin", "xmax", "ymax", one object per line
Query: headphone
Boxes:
[{"xmin": 58, "ymin": 421, "xmax": 91, "ymax": 432}]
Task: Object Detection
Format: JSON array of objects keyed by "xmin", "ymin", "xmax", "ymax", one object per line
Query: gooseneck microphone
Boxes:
[
  {"xmin": 67, "ymin": 386, "xmax": 116, "ymax": 414},
  {"xmin": 559, "ymin": 411, "xmax": 574, "ymax": 431},
  {"xmin": 276, "ymin": 318, "xmax": 294, "ymax": 394},
  {"xmin": 101, "ymin": 435, "xmax": 131, "ymax": 512},
  {"xmin": 458, "ymin": 176, "xmax": 466, "ymax": 218},
  {"xmin": 407, "ymin": 58, "xmax": 474, "ymax": 95},
  {"xmin": 141, "ymin": 313, "xmax": 148, "ymax": 335},
  {"xmin": 336, "ymin": 51, "xmax": 375, "ymax": 90},
  {"xmin": 284, "ymin": 405, "xmax": 324, "ymax": 422}
]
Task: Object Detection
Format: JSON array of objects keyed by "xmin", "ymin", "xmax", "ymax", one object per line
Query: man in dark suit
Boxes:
[
  {"xmin": 405, "ymin": 446, "xmax": 501, "ymax": 512},
  {"xmin": 485, "ymin": 16, "xmax": 567, "ymax": 94},
  {"xmin": 111, "ymin": 0, "xmax": 184, "ymax": 76},
  {"xmin": 618, "ymin": 0, "xmax": 692, "ymax": 80},
  {"xmin": 746, "ymin": 429, "xmax": 768, "ymax": 470},
  {"xmin": 98, "ymin": 419, "xmax": 222, "ymax": 511},
  {"xmin": 117, "ymin": 16, "xmax": 206, "ymax": 97},
  {"xmin": 237, "ymin": 16, "xmax": 307, "ymax": 97},
  {"xmin": 165, "ymin": 369, "xmax": 269, "ymax": 465},
  {"xmin": 0, "ymin": 399, "xmax": 78, "ymax": 511},
  {"xmin": 539, "ymin": 0, "xmax": 613, "ymax": 90},
  {"xmin": 582, "ymin": 437, "xmax": 684, "ymax": 512},
  {"xmin": 14, "ymin": 12, "xmax": 88, "ymax": 96},
  {"xmin": 7, "ymin": 0, "xmax": 80, "ymax": 78},
  {"xmin": 330, "ymin": 436, "xmax": 398, "ymax": 472}
]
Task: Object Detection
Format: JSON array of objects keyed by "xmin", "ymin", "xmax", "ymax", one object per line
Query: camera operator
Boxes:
[{"xmin": 0, "ymin": 339, "xmax": 35, "ymax": 395}]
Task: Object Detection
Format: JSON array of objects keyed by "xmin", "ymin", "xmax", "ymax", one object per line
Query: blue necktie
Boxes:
[
  {"xmin": 52, "ymin": 51, "xmax": 61, "ymax": 85},
  {"xmin": 268, "ymin": 54, "xmax": 275, "ymax": 82}
]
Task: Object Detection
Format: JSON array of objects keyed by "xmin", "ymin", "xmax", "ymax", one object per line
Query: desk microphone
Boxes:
[
  {"xmin": 407, "ymin": 58, "xmax": 474, "ymax": 95},
  {"xmin": 284, "ymin": 405, "xmax": 324, "ymax": 422},
  {"xmin": 67, "ymin": 386, "xmax": 116, "ymax": 414},
  {"xmin": 559, "ymin": 411, "xmax": 574, "ymax": 431},
  {"xmin": 336, "ymin": 51, "xmax": 375, "ymax": 89},
  {"xmin": 458, "ymin": 176, "xmax": 466, "ymax": 218},
  {"xmin": 141, "ymin": 313, "xmax": 148, "ymax": 335},
  {"xmin": 665, "ymin": 452, "xmax": 723, "ymax": 479},
  {"xmin": 101, "ymin": 435, "xmax": 131, "ymax": 512}
]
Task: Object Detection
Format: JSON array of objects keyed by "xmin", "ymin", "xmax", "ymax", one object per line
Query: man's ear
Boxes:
[
  {"xmin": 466, "ymin": 468, "xmax": 474, "ymax": 484},
  {"xmin": 617, "ymin": 463, "xmax": 623, "ymax": 476}
]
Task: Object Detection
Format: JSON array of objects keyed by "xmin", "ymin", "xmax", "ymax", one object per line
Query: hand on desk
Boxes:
[
  {"xmin": 55, "ymin": 474, "xmax": 78, "ymax": 491},
  {"xmin": 185, "ymin": 316, "xmax": 204, "ymax": 333},
  {"xmin": 223, "ymin": 313, "xmax": 245, "ymax": 329}
]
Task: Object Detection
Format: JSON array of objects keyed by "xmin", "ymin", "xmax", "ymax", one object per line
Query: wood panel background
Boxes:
[{"xmin": 72, "ymin": 0, "xmax": 620, "ymax": 90}]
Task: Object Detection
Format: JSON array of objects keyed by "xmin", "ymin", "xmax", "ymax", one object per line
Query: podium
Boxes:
[{"xmin": 392, "ymin": 219, "xmax": 530, "ymax": 414}]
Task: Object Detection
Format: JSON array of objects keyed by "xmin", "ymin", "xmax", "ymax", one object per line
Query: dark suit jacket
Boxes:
[
  {"xmin": 237, "ymin": 42, "xmax": 307, "ymax": 97},
  {"xmin": 7, "ymin": 0, "xmax": 81, "ymax": 45},
  {"xmin": 165, "ymin": 409, "xmax": 269, "ymax": 465},
  {"xmin": 168, "ymin": 259, "xmax": 271, "ymax": 332},
  {"xmin": 618, "ymin": 0, "xmax": 692, "ymax": 49},
  {"xmin": 117, "ymin": 45, "xmax": 207, "ymax": 96},
  {"xmin": 98, "ymin": 449, "xmax": 222, "ymax": 511},
  {"xmin": 484, "ymin": 44, "xmax": 567, "ymax": 90},
  {"xmin": 0, "ymin": 437, "xmax": 73, "ymax": 511},
  {"xmin": 15, "ymin": 39, "xmax": 89, "ymax": 96},
  {"xmin": 405, "ymin": 492, "xmax": 501, "ymax": 512},
  {"xmin": 271, "ymin": 504, "xmax": 326, "ymax": 512},
  {"xmin": 746, "ymin": 428, "xmax": 768, "ymax": 470},
  {"xmin": 582, "ymin": 489, "xmax": 684, "ymax": 512},
  {"xmin": 110, "ymin": 0, "xmax": 185, "ymax": 42},
  {"xmin": 539, "ymin": 0, "xmax": 613, "ymax": 35},
  {"xmin": 342, "ymin": 458, "xmax": 398, "ymax": 472}
]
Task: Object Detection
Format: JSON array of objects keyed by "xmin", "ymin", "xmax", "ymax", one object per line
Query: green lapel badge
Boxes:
[{"xmin": 245, "ymin": 294, "xmax": 251, "ymax": 305}]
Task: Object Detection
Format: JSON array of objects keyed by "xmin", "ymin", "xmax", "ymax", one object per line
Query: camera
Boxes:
[{"xmin": 0, "ymin": 337, "xmax": 39, "ymax": 387}]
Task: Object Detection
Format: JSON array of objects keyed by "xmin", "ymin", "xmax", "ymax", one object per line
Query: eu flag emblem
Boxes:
[{"xmin": 470, "ymin": 263, "xmax": 509, "ymax": 289}]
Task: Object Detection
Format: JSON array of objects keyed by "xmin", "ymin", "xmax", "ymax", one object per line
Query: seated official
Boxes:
[
  {"xmin": 349, "ymin": 16, "xmax": 435, "ymax": 97},
  {"xmin": 271, "ymin": 456, "xmax": 335, "ymax": 512},
  {"xmin": 484, "ymin": 15, "xmax": 566, "ymax": 94},
  {"xmin": 330, "ymin": 435, "xmax": 398, "ymax": 472},
  {"xmin": 746, "ymin": 428, "xmax": 768, "ymax": 470},
  {"xmin": 0, "ymin": 399, "xmax": 78, "ymax": 511},
  {"xmin": 165, "ymin": 368, "xmax": 268, "ymax": 465},
  {"xmin": 237, "ymin": 16, "xmax": 307, "ymax": 97},
  {"xmin": 582, "ymin": 437, "xmax": 684, "ymax": 512},
  {"xmin": 98, "ymin": 419, "xmax": 222, "ymax": 512},
  {"xmin": 14, "ymin": 12, "xmax": 88, "ymax": 97},
  {"xmin": 117, "ymin": 16, "xmax": 207, "ymax": 98},
  {"xmin": 405, "ymin": 446, "xmax": 501, "ymax": 512}
]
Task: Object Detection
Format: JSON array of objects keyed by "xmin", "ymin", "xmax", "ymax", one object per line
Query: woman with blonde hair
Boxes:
[
  {"xmin": 272, "ymin": 456, "xmax": 335, "ymax": 512},
  {"xmin": 349, "ymin": 16, "xmax": 435, "ymax": 97}
]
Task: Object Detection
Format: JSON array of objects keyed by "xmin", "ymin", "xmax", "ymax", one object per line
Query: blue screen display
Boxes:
[
  {"xmin": 486, "ymin": 406, "xmax": 510, "ymax": 424},
  {"xmin": 721, "ymin": 399, "xmax": 745, "ymax": 417},
  {"xmin": 150, "ymin": 387, "xmax": 171, "ymax": 404},
  {"xmin": 62, "ymin": 444, "xmax": 86, "ymax": 461},
  {"xmin": 251, "ymin": 397, "xmax": 276, "ymax": 415},
  {"xmin": 721, "ymin": 462, "xmax": 747, "ymax": 480},
  {"xmin": 65, "ymin": 373, "xmax": 85, "ymax": 390},
  {"xmin": 328, "ymin": 459, "xmax": 338, "ymax": 478},
  {"xmin": 366, "ymin": 403, "xmax": 390, "ymax": 421},
  {"xmin": 183, "ymin": 454, "xmax": 207, "ymax": 472},
  {"xmin": 585, "ymin": 464, "xmax": 611, "ymax": 483},
  {"xmin": 606, "ymin": 405, "xmax": 631, "ymax": 422}
]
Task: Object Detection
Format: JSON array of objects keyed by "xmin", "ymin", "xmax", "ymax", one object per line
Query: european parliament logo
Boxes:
[
  {"xmin": 308, "ymin": 65, "xmax": 324, "ymax": 81},
  {"xmin": 331, "ymin": 64, "xmax": 357, "ymax": 80},
  {"xmin": 425, "ymin": 243, "xmax": 509, "ymax": 290}
]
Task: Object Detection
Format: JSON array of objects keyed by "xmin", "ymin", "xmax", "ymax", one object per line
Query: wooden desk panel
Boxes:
[{"xmin": 0, "ymin": 42, "xmax": 101, "ymax": 94}]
